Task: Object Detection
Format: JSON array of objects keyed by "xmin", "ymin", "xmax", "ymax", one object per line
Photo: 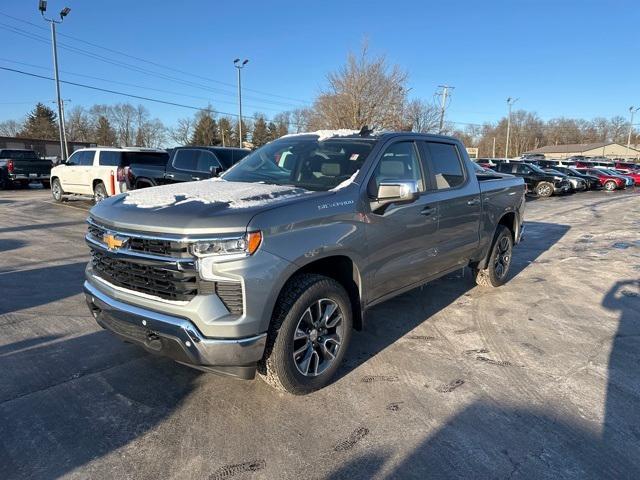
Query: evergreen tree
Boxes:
[
  {"xmin": 230, "ymin": 119, "xmax": 249, "ymax": 147},
  {"xmin": 251, "ymin": 116, "xmax": 269, "ymax": 147},
  {"xmin": 19, "ymin": 102, "xmax": 58, "ymax": 140},
  {"xmin": 267, "ymin": 121, "xmax": 279, "ymax": 142},
  {"xmin": 190, "ymin": 109, "xmax": 219, "ymax": 145},
  {"xmin": 95, "ymin": 115, "xmax": 117, "ymax": 146},
  {"xmin": 218, "ymin": 117, "xmax": 233, "ymax": 147}
]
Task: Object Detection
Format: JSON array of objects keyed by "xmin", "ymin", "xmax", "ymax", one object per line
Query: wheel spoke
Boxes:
[
  {"xmin": 297, "ymin": 344, "xmax": 314, "ymax": 374},
  {"xmin": 320, "ymin": 301, "xmax": 337, "ymax": 328},
  {"xmin": 294, "ymin": 327, "xmax": 308, "ymax": 341},
  {"xmin": 300, "ymin": 307, "xmax": 313, "ymax": 328},
  {"xmin": 310, "ymin": 350, "xmax": 320, "ymax": 376},
  {"xmin": 495, "ymin": 262, "xmax": 504, "ymax": 277},
  {"xmin": 293, "ymin": 340, "xmax": 310, "ymax": 358}
]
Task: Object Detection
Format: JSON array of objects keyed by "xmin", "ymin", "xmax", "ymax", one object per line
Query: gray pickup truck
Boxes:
[{"xmin": 84, "ymin": 131, "xmax": 525, "ymax": 394}]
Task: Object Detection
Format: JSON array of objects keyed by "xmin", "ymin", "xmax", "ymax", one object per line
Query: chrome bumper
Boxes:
[{"xmin": 84, "ymin": 281, "xmax": 266, "ymax": 379}]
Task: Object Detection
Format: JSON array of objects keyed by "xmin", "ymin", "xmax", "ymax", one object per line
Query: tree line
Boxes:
[{"xmin": 0, "ymin": 43, "xmax": 637, "ymax": 156}]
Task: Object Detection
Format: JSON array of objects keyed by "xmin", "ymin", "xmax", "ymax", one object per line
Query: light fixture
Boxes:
[
  {"xmin": 60, "ymin": 7, "xmax": 71, "ymax": 18},
  {"xmin": 38, "ymin": 0, "xmax": 47, "ymax": 13}
]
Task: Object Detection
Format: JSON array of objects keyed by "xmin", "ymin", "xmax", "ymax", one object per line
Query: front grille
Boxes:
[
  {"xmin": 91, "ymin": 250, "xmax": 198, "ymax": 302},
  {"xmin": 87, "ymin": 222, "xmax": 190, "ymax": 258}
]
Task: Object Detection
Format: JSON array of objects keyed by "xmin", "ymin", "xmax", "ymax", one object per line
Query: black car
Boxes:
[
  {"xmin": 127, "ymin": 146, "xmax": 250, "ymax": 189},
  {"xmin": 551, "ymin": 166, "xmax": 601, "ymax": 190},
  {"xmin": 495, "ymin": 161, "xmax": 571, "ymax": 197}
]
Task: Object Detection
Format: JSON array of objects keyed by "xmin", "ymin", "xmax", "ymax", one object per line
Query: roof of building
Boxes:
[{"xmin": 525, "ymin": 142, "xmax": 640, "ymax": 154}]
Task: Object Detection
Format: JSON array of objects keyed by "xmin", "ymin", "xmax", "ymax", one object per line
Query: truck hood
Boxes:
[{"xmin": 89, "ymin": 179, "xmax": 325, "ymax": 235}]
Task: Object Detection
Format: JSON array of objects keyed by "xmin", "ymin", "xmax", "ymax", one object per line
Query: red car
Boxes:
[
  {"xmin": 614, "ymin": 161, "xmax": 640, "ymax": 173},
  {"xmin": 616, "ymin": 169, "xmax": 640, "ymax": 185},
  {"xmin": 577, "ymin": 168, "xmax": 626, "ymax": 191}
]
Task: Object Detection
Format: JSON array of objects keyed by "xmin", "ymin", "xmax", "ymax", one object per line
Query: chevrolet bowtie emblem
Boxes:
[{"xmin": 103, "ymin": 233, "xmax": 127, "ymax": 251}]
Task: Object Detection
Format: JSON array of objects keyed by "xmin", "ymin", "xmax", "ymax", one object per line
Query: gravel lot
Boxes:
[{"xmin": 1, "ymin": 186, "xmax": 639, "ymax": 479}]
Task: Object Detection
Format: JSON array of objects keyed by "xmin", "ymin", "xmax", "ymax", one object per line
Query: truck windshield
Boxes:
[{"xmin": 222, "ymin": 137, "xmax": 375, "ymax": 191}]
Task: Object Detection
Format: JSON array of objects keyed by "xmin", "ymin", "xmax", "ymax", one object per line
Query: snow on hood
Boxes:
[
  {"xmin": 330, "ymin": 170, "xmax": 359, "ymax": 191},
  {"xmin": 283, "ymin": 129, "xmax": 360, "ymax": 142},
  {"xmin": 123, "ymin": 179, "xmax": 307, "ymax": 209}
]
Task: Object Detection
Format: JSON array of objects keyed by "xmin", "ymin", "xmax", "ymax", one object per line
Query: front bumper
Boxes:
[
  {"xmin": 553, "ymin": 182, "xmax": 571, "ymax": 194},
  {"xmin": 84, "ymin": 280, "xmax": 266, "ymax": 379}
]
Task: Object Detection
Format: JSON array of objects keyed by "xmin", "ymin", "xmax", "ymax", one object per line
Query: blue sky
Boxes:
[{"xmin": 0, "ymin": 0, "xmax": 638, "ymax": 129}]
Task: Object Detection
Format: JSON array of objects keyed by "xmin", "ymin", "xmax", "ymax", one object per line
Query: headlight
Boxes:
[{"xmin": 191, "ymin": 231, "xmax": 262, "ymax": 258}]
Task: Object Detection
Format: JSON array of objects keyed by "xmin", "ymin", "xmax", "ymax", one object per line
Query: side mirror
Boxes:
[
  {"xmin": 209, "ymin": 166, "xmax": 222, "ymax": 177},
  {"xmin": 376, "ymin": 180, "xmax": 419, "ymax": 202}
]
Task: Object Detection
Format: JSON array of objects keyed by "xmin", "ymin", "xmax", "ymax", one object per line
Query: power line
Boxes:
[
  {"xmin": 0, "ymin": 12, "xmax": 311, "ymax": 106},
  {"xmin": 0, "ymin": 66, "xmax": 307, "ymax": 129}
]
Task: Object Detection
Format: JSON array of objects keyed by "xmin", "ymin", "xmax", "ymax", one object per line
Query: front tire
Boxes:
[
  {"xmin": 603, "ymin": 180, "xmax": 617, "ymax": 192},
  {"xmin": 535, "ymin": 182, "xmax": 553, "ymax": 197},
  {"xmin": 93, "ymin": 182, "xmax": 108, "ymax": 203},
  {"xmin": 475, "ymin": 225, "xmax": 514, "ymax": 288},
  {"xmin": 259, "ymin": 274, "xmax": 352, "ymax": 395},
  {"xmin": 51, "ymin": 178, "xmax": 64, "ymax": 202}
]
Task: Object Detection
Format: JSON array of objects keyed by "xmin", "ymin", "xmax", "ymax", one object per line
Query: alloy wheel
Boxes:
[
  {"xmin": 494, "ymin": 236, "xmax": 512, "ymax": 279},
  {"xmin": 292, "ymin": 298, "xmax": 344, "ymax": 377}
]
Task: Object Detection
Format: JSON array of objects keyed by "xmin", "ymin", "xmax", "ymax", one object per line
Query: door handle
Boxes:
[
  {"xmin": 467, "ymin": 198, "xmax": 480, "ymax": 206},
  {"xmin": 165, "ymin": 173, "xmax": 175, "ymax": 178},
  {"xmin": 420, "ymin": 206, "xmax": 434, "ymax": 216}
]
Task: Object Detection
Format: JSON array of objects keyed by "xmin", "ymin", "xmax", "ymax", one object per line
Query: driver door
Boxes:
[{"xmin": 364, "ymin": 140, "xmax": 440, "ymax": 302}]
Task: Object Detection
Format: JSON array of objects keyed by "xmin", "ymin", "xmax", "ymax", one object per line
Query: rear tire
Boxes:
[
  {"xmin": 475, "ymin": 225, "xmax": 514, "ymax": 288},
  {"xmin": 51, "ymin": 178, "xmax": 64, "ymax": 202},
  {"xmin": 535, "ymin": 182, "xmax": 553, "ymax": 197},
  {"xmin": 93, "ymin": 182, "xmax": 108, "ymax": 203},
  {"xmin": 258, "ymin": 274, "xmax": 352, "ymax": 395},
  {"xmin": 603, "ymin": 180, "xmax": 617, "ymax": 192}
]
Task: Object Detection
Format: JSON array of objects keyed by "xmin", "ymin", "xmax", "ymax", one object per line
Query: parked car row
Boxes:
[
  {"xmin": 475, "ymin": 158, "xmax": 638, "ymax": 197},
  {"xmin": 44, "ymin": 146, "xmax": 250, "ymax": 202}
]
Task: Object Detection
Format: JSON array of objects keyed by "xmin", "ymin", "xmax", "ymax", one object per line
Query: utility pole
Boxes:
[
  {"xmin": 39, "ymin": 1, "xmax": 71, "ymax": 161},
  {"xmin": 505, "ymin": 97, "xmax": 518, "ymax": 158},
  {"xmin": 436, "ymin": 85, "xmax": 454, "ymax": 133},
  {"xmin": 492, "ymin": 137, "xmax": 496, "ymax": 158},
  {"xmin": 233, "ymin": 58, "xmax": 249, "ymax": 148},
  {"xmin": 627, "ymin": 106, "xmax": 639, "ymax": 157}
]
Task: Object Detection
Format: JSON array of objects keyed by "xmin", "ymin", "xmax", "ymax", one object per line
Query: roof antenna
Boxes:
[{"xmin": 359, "ymin": 125, "xmax": 373, "ymax": 136}]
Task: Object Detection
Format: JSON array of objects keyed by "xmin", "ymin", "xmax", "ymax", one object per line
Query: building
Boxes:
[
  {"xmin": 0, "ymin": 136, "xmax": 95, "ymax": 160},
  {"xmin": 523, "ymin": 142, "xmax": 640, "ymax": 160}
]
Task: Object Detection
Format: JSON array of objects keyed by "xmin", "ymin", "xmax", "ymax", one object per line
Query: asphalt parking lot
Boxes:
[{"xmin": 1, "ymin": 186, "xmax": 639, "ymax": 479}]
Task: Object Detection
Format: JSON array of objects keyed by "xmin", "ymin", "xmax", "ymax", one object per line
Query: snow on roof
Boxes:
[
  {"xmin": 123, "ymin": 179, "xmax": 306, "ymax": 209},
  {"xmin": 283, "ymin": 129, "xmax": 361, "ymax": 142}
]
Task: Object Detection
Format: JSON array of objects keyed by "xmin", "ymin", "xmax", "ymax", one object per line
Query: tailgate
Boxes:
[{"xmin": 12, "ymin": 159, "xmax": 51, "ymax": 176}]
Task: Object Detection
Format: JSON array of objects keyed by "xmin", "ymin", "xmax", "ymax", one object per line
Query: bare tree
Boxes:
[
  {"xmin": 403, "ymin": 99, "xmax": 440, "ymax": 133},
  {"xmin": 110, "ymin": 103, "xmax": 136, "ymax": 146},
  {"xmin": 311, "ymin": 43, "xmax": 408, "ymax": 130},
  {"xmin": 65, "ymin": 106, "xmax": 93, "ymax": 142},
  {"xmin": 0, "ymin": 119, "xmax": 23, "ymax": 136},
  {"xmin": 170, "ymin": 117, "xmax": 194, "ymax": 145}
]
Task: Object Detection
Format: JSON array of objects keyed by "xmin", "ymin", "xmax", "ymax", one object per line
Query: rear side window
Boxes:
[
  {"xmin": 233, "ymin": 149, "xmax": 250, "ymax": 164},
  {"xmin": 515, "ymin": 164, "xmax": 532, "ymax": 174},
  {"xmin": 99, "ymin": 151, "xmax": 122, "ymax": 166},
  {"xmin": 173, "ymin": 149, "xmax": 199, "ymax": 171},
  {"xmin": 424, "ymin": 142, "xmax": 465, "ymax": 189},
  {"xmin": 213, "ymin": 149, "xmax": 233, "ymax": 169}
]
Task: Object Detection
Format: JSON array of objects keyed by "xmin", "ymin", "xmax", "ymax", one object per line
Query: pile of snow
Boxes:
[
  {"xmin": 284, "ymin": 129, "xmax": 360, "ymax": 142},
  {"xmin": 123, "ymin": 179, "xmax": 306, "ymax": 209}
]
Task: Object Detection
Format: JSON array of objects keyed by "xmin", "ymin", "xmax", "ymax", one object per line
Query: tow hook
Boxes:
[{"xmin": 145, "ymin": 332, "xmax": 162, "ymax": 351}]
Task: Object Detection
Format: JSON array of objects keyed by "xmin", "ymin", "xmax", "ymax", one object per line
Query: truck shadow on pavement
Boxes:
[
  {"xmin": 337, "ymin": 221, "xmax": 571, "ymax": 381},
  {"xmin": 0, "ymin": 262, "xmax": 87, "ymax": 315},
  {"xmin": 329, "ymin": 278, "xmax": 640, "ymax": 479}
]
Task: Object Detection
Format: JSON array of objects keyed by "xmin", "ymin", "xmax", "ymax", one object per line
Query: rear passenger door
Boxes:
[
  {"xmin": 75, "ymin": 150, "xmax": 97, "ymax": 194},
  {"xmin": 420, "ymin": 141, "xmax": 481, "ymax": 267}
]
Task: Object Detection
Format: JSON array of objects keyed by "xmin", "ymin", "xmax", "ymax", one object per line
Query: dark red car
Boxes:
[
  {"xmin": 577, "ymin": 168, "xmax": 626, "ymax": 191},
  {"xmin": 614, "ymin": 161, "xmax": 640, "ymax": 173},
  {"xmin": 616, "ymin": 169, "xmax": 640, "ymax": 185}
]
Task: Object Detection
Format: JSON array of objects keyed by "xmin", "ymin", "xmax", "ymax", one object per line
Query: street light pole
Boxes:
[
  {"xmin": 40, "ymin": 1, "xmax": 71, "ymax": 161},
  {"xmin": 437, "ymin": 85, "xmax": 454, "ymax": 134},
  {"xmin": 233, "ymin": 58, "xmax": 249, "ymax": 148},
  {"xmin": 505, "ymin": 97, "xmax": 518, "ymax": 158},
  {"xmin": 627, "ymin": 106, "xmax": 639, "ymax": 158}
]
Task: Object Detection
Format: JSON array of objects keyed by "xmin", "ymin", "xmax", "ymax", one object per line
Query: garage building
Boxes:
[{"xmin": 523, "ymin": 142, "xmax": 640, "ymax": 160}]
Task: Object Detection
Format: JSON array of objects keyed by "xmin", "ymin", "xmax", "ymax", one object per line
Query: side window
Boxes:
[
  {"xmin": 78, "ymin": 151, "xmax": 95, "ymax": 166},
  {"xmin": 425, "ymin": 142, "xmax": 465, "ymax": 189},
  {"xmin": 196, "ymin": 151, "xmax": 222, "ymax": 173},
  {"xmin": 172, "ymin": 149, "xmax": 199, "ymax": 171},
  {"xmin": 515, "ymin": 164, "xmax": 531, "ymax": 174},
  {"xmin": 99, "ymin": 151, "xmax": 121, "ymax": 167},
  {"xmin": 371, "ymin": 141, "xmax": 425, "ymax": 192}
]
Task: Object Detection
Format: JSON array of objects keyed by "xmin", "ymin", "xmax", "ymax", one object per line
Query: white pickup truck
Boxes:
[{"xmin": 50, "ymin": 147, "xmax": 168, "ymax": 202}]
